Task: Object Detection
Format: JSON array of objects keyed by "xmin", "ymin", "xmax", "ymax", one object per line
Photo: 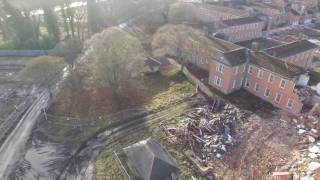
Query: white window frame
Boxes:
[
  {"xmin": 216, "ymin": 63, "xmax": 224, "ymax": 73},
  {"xmin": 268, "ymin": 73, "xmax": 274, "ymax": 83},
  {"xmin": 248, "ymin": 65, "xmax": 253, "ymax": 74},
  {"xmin": 257, "ymin": 69, "xmax": 263, "ymax": 79},
  {"xmin": 264, "ymin": 88, "xmax": 270, "ymax": 97},
  {"xmin": 254, "ymin": 83, "xmax": 260, "ymax": 92},
  {"xmin": 287, "ymin": 99, "xmax": 294, "ymax": 109},
  {"xmin": 215, "ymin": 76, "xmax": 222, "ymax": 87},
  {"xmin": 280, "ymin": 79, "xmax": 286, "ymax": 89},
  {"xmin": 232, "ymin": 80, "xmax": 237, "ymax": 89},
  {"xmin": 240, "ymin": 78, "xmax": 244, "ymax": 86},
  {"xmin": 275, "ymin": 93, "xmax": 282, "ymax": 104}
]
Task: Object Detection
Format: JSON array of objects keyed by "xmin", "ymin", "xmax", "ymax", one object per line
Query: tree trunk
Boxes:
[
  {"xmin": 0, "ymin": 19, "xmax": 8, "ymax": 40},
  {"xmin": 61, "ymin": 4, "xmax": 70, "ymax": 38},
  {"xmin": 69, "ymin": 15, "xmax": 75, "ymax": 38}
]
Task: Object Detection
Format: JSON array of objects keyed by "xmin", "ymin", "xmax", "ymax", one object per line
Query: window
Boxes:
[
  {"xmin": 232, "ymin": 80, "xmax": 237, "ymax": 89},
  {"xmin": 248, "ymin": 65, "xmax": 253, "ymax": 74},
  {"xmin": 255, "ymin": 83, "xmax": 260, "ymax": 92},
  {"xmin": 275, "ymin": 93, "xmax": 282, "ymax": 103},
  {"xmin": 235, "ymin": 67, "xmax": 239, "ymax": 75},
  {"xmin": 257, "ymin": 69, "xmax": 263, "ymax": 79},
  {"xmin": 287, "ymin": 99, "xmax": 294, "ymax": 109},
  {"xmin": 243, "ymin": 65, "xmax": 246, "ymax": 73},
  {"xmin": 216, "ymin": 63, "xmax": 224, "ymax": 73},
  {"xmin": 264, "ymin": 88, "xmax": 270, "ymax": 97},
  {"xmin": 280, "ymin": 79, "xmax": 286, "ymax": 89},
  {"xmin": 240, "ymin": 78, "xmax": 244, "ymax": 86},
  {"xmin": 268, "ymin": 73, "xmax": 274, "ymax": 83},
  {"xmin": 215, "ymin": 76, "xmax": 222, "ymax": 87},
  {"xmin": 245, "ymin": 78, "xmax": 250, "ymax": 87}
]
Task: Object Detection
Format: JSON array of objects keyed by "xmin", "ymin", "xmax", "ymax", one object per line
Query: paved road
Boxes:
[{"xmin": 0, "ymin": 90, "xmax": 50, "ymax": 179}]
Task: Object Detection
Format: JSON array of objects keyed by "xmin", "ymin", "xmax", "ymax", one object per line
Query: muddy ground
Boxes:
[{"xmin": 0, "ymin": 57, "xmax": 33, "ymax": 145}]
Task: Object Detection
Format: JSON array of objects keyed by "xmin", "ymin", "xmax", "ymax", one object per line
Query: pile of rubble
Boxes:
[
  {"xmin": 294, "ymin": 86, "xmax": 315, "ymax": 102},
  {"xmin": 161, "ymin": 100, "xmax": 250, "ymax": 165},
  {"xmin": 279, "ymin": 104, "xmax": 320, "ymax": 179}
]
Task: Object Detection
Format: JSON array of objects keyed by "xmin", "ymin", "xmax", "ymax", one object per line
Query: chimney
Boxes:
[{"xmin": 251, "ymin": 42, "xmax": 260, "ymax": 51}]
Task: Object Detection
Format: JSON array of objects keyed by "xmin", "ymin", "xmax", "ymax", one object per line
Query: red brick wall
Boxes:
[
  {"xmin": 209, "ymin": 61, "xmax": 247, "ymax": 94},
  {"xmin": 245, "ymin": 65, "xmax": 303, "ymax": 114}
]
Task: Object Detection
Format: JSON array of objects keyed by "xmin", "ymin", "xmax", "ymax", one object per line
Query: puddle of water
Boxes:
[{"xmin": 12, "ymin": 138, "xmax": 72, "ymax": 180}]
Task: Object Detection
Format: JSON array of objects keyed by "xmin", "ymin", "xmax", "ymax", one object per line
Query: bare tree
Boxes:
[{"xmin": 86, "ymin": 27, "xmax": 145, "ymax": 99}]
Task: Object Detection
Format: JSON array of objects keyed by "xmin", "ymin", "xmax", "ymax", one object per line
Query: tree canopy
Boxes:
[
  {"xmin": 79, "ymin": 27, "xmax": 146, "ymax": 94},
  {"xmin": 18, "ymin": 56, "xmax": 65, "ymax": 88}
]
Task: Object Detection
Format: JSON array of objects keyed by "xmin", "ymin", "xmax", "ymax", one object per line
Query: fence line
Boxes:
[{"xmin": 113, "ymin": 151, "xmax": 131, "ymax": 180}]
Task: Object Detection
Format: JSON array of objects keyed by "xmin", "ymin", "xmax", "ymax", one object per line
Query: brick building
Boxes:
[
  {"xmin": 181, "ymin": 37, "xmax": 241, "ymax": 71},
  {"xmin": 262, "ymin": 0, "xmax": 287, "ymax": 9},
  {"xmin": 244, "ymin": 52, "xmax": 306, "ymax": 114},
  {"xmin": 208, "ymin": 49, "xmax": 309, "ymax": 114},
  {"xmin": 218, "ymin": 17, "xmax": 265, "ymax": 43},
  {"xmin": 291, "ymin": 0, "xmax": 318, "ymax": 12},
  {"xmin": 208, "ymin": 48, "xmax": 247, "ymax": 94},
  {"xmin": 249, "ymin": 2, "xmax": 286, "ymax": 27},
  {"xmin": 264, "ymin": 40, "xmax": 318, "ymax": 69},
  {"xmin": 196, "ymin": 4, "xmax": 250, "ymax": 23}
]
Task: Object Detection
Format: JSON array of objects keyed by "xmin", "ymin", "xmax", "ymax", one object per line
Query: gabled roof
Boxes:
[
  {"xmin": 123, "ymin": 138, "xmax": 178, "ymax": 180},
  {"xmin": 250, "ymin": 52, "xmax": 306, "ymax": 78},
  {"xmin": 264, "ymin": 40, "xmax": 318, "ymax": 58},
  {"xmin": 222, "ymin": 17, "xmax": 263, "ymax": 27},
  {"xmin": 214, "ymin": 48, "xmax": 247, "ymax": 67}
]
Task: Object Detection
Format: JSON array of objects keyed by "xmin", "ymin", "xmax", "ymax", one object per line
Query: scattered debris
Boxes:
[
  {"xmin": 272, "ymin": 172, "xmax": 293, "ymax": 180},
  {"xmin": 161, "ymin": 99, "xmax": 251, "ymax": 174}
]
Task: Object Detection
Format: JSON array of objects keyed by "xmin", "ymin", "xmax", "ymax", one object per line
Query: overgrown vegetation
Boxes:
[
  {"xmin": 0, "ymin": 36, "xmax": 56, "ymax": 50},
  {"xmin": 94, "ymin": 108, "xmax": 195, "ymax": 180},
  {"xmin": 18, "ymin": 56, "xmax": 65, "ymax": 88},
  {"xmin": 310, "ymin": 67, "xmax": 320, "ymax": 85},
  {"xmin": 40, "ymin": 68, "xmax": 194, "ymax": 143}
]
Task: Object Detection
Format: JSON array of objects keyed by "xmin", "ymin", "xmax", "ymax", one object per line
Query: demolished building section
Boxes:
[{"xmin": 161, "ymin": 99, "xmax": 251, "ymax": 175}]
